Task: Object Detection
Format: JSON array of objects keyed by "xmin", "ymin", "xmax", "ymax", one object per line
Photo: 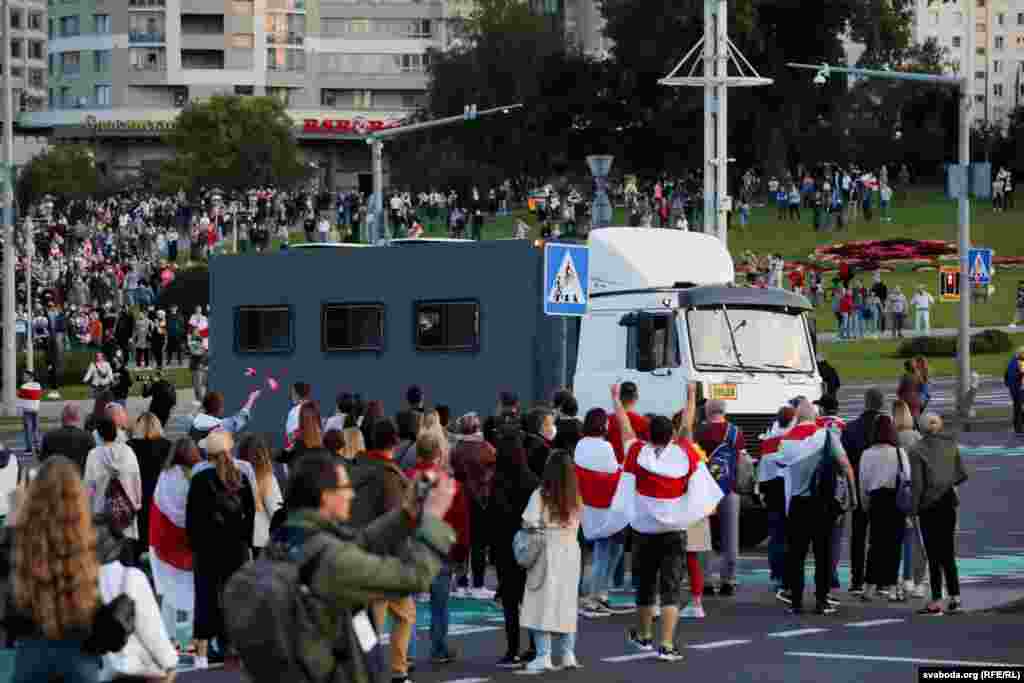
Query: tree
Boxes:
[
  {"xmin": 17, "ymin": 144, "xmax": 101, "ymax": 210},
  {"xmin": 1002, "ymin": 105, "xmax": 1024, "ymax": 172},
  {"xmin": 160, "ymin": 94, "xmax": 308, "ymax": 195}
]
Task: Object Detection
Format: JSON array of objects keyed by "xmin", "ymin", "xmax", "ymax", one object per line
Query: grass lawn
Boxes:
[
  {"xmin": 818, "ymin": 333, "xmax": 1024, "ymax": 381},
  {"xmin": 43, "ymin": 367, "xmax": 194, "ymax": 402}
]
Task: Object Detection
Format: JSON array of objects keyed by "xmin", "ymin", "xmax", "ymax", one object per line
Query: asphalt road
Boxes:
[{"xmin": 173, "ymin": 452, "xmax": 1024, "ymax": 683}]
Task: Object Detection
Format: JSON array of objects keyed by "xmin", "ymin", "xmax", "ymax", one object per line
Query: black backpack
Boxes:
[{"xmin": 809, "ymin": 429, "xmax": 853, "ymax": 518}]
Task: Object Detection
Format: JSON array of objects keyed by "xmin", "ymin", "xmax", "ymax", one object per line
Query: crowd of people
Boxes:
[{"xmin": 0, "ymin": 364, "xmax": 976, "ymax": 683}]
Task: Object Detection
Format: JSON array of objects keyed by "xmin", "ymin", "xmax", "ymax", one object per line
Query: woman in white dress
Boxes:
[{"xmin": 520, "ymin": 450, "xmax": 583, "ymax": 673}]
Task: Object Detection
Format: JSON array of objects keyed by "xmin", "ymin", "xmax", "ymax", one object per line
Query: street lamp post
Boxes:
[
  {"xmin": 1, "ymin": 0, "xmax": 15, "ymax": 416},
  {"xmin": 787, "ymin": 0, "xmax": 975, "ymax": 414},
  {"xmin": 24, "ymin": 216, "xmax": 32, "ymax": 375}
]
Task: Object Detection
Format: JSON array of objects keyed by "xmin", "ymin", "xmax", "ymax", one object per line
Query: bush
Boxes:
[
  {"xmin": 16, "ymin": 348, "xmax": 100, "ymax": 388},
  {"xmin": 897, "ymin": 329, "xmax": 1012, "ymax": 358}
]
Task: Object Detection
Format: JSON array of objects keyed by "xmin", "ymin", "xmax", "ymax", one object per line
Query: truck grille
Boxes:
[{"xmin": 727, "ymin": 413, "xmax": 777, "ymax": 458}]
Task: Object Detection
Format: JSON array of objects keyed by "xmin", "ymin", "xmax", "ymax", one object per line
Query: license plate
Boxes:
[{"xmin": 710, "ymin": 383, "xmax": 737, "ymax": 400}]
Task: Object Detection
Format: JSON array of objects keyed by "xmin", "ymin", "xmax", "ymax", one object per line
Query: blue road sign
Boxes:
[
  {"xmin": 544, "ymin": 243, "xmax": 589, "ymax": 317},
  {"xmin": 968, "ymin": 247, "xmax": 993, "ymax": 286}
]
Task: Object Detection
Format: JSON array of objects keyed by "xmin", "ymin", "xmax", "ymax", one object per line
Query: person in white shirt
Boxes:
[
  {"xmin": 910, "ymin": 286, "xmax": 934, "ymax": 334},
  {"xmin": 317, "ymin": 216, "xmax": 331, "ymax": 242}
]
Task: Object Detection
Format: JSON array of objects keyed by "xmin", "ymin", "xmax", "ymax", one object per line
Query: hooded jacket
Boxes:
[
  {"xmin": 346, "ymin": 450, "xmax": 410, "ymax": 556},
  {"xmin": 908, "ymin": 432, "xmax": 968, "ymax": 513}
]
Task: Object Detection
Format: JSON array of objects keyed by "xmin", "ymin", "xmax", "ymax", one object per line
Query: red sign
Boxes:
[{"xmin": 303, "ymin": 116, "xmax": 404, "ymax": 135}]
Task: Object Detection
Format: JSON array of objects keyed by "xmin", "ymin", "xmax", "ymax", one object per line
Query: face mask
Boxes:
[{"xmin": 543, "ymin": 425, "xmax": 557, "ymax": 442}]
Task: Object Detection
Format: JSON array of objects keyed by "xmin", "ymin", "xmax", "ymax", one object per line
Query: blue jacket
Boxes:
[{"xmin": 1007, "ymin": 357, "xmax": 1023, "ymax": 402}]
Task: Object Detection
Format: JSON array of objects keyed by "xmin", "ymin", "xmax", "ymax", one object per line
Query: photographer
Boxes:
[
  {"xmin": 270, "ymin": 452, "xmax": 455, "ymax": 683},
  {"xmin": 142, "ymin": 368, "xmax": 177, "ymax": 428}
]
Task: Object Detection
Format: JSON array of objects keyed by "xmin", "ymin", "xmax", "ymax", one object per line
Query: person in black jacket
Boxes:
[
  {"xmin": 523, "ymin": 408, "xmax": 555, "ymax": 480},
  {"xmin": 839, "ymin": 387, "xmax": 884, "ymax": 595},
  {"xmin": 186, "ymin": 431, "xmax": 255, "ymax": 669},
  {"xmin": 142, "ymin": 368, "xmax": 178, "ymax": 428},
  {"xmin": 817, "ymin": 352, "xmax": 841, "ymax": 399},
  {"xmin": 39, "ymin": 403, "xmax": 94, "ymax": 473},
  {"xmin": 490, "ymin": 430, "xmax": 539, "ymax": 668}
]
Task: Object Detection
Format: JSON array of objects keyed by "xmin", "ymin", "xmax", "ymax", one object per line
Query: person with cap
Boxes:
[
  {"xmin": 840, "ymin": 387, "xmax": 886, "ymax": 595},
  {"xmin": 817, "ymin": 352, "xmax": 840, "ymax": 399},
  {"xmin": 40, "ymin": 403, "xmax": 95, "ymax": 473},
  {"xmin": 1005, "ymin": 347, "xmax": 1024, "ymax": 434}
]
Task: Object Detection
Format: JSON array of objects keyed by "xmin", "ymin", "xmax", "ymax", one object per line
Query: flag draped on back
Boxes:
[
  {"xmin": 573, "ymin": 437, "xmax": 629, "ymax": 540},
  {"xmin": 617, "ymin": 440, "xmax": 723, "ymax": 535},
  {"xmin": 773, "ymin": 424, "xmax": 830, "ymax": 513}
]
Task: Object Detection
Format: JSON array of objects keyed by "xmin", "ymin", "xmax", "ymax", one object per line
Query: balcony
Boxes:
[
  {"xmin": 129, "ymin": 30, "xmax": 165, "ymax": 43},
  {"xmin": 53, "ymin": 94, "xmax": 111, "ymax": 110},
  {"xmin": 129, "ymin": 0, "xmax": 165, "ymax": 8},
  {"xmin": 181, "ymin": 49, "xmax": 225, "ymax": 69},
  {"xmin": 266, "ymin": 32, "xmax": 304, "ymax": 46}
]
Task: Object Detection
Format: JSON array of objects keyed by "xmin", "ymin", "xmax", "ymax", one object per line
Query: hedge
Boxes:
[
  {"xmin": 15, "ymin": 349, "xmax": 95, "ymax": 387},
  {"xmin": 896, "ymin": 329, "xmax": 1013, "ymax": 358}
]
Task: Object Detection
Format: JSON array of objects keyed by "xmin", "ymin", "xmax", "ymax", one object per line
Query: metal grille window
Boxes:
[
  {"xmin": 235, "ymin": 306, "xmax": 293, "ymax": 353},
  {"xmin": 415, "ymin": 301, "xmax": 479, "ymax": 351},
  {"xmin": 322, "ymin": 304, "xmax": 384, "ymax": 352}
]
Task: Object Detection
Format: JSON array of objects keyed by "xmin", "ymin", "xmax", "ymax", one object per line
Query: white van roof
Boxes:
[{"xmin": 587, "ymin": 228, "xmax": 734, "ymax": 293}]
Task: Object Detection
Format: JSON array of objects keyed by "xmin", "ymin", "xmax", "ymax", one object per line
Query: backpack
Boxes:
[
  {"xmin": 809, "ymin": 429, "xmax": 853, "ymax": 518},
  {"xmin": 223, "ymin": 533, "xmax": 378, "ymax": 683},
  {"xmin": 708, "ymin": 424, "xmax": 740, "ymax": 495},
  {"xmin": 105, "ymin": 471, "xmax": 136, "ymax": 535}
]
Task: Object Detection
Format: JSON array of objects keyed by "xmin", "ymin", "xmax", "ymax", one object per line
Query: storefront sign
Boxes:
[
  {"xmin": 84, "ymin": 115, "xmax": 176, "ymax": 132},
  {"xmin": 303, "ymin": 116, "xmax": 403, "ymax": 135}
]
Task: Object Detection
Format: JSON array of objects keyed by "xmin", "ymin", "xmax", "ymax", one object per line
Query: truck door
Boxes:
[{"xmin": 619, "ymin": 311, "xmax": 683, "ymax": 413}]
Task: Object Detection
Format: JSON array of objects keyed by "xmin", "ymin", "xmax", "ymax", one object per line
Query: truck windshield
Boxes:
[{"xmin": 687, "ymin": 307, "xmax": 814, "ymax": 373}]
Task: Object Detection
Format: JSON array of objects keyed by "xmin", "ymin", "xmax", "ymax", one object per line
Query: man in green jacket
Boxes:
[{"xmin": 273, "ymin": 452, "xmax": 456, "ymax": 683}]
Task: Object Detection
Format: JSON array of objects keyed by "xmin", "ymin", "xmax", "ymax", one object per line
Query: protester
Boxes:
[
  {"xmin": 237, "ymin": 434, "xmax": 284, "ymax": 559},
  {"xmin": 1006, "ymin": 346, "xmax": 1024, "ymax": 434},
  {"xmin": 40, "ymin": 403, "xmax": 94, "ymax": 472},
  {"xmin": 84, "ymin": 416, "xmax": 143, "ymax": 544},
  {"xmin": 908, "ymin": 414, "xmax": 968, "ymax": 615},
  {"xmin": 127, "ymin": 412, "xmax": 173, "ymax": 562},
  {"xmin": 450, "ymin": 412, "xmax": 497, "ymax": 598},
  {"xmin": 841, "ymin": 388, "xmax": 886, "ymax": 595},
  {"xmin": 859, "ymin": 415, "xmax": 907, "ymax": 601}
]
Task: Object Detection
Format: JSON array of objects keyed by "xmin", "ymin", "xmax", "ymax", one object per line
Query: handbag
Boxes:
[
  {"xmin": 105, "ymin": 471, "xmax": 136, "ymax": 535},
  {"xmin": 512, "ymin": 526, "xmax": 546, "ymax": 570},
  {"xmin": 895, "ymin": 449, "xmax": 914, "ymax": 515},
  {"xmin": 84, "ymin": 569, "xmax": 135, "ymax": 657}
]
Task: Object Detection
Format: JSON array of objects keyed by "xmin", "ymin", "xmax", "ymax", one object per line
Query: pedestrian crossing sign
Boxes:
[
  {"xmin": 968, "ymin": 248, "xmax": 992, "ymax": 286},
  {"xmin": 544, "ymin": 243, "xmax": 589, "ymax": 316}
]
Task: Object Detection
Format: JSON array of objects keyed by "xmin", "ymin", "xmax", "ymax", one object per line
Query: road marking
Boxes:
[
  {"xmin": 844, "ymin": 618, "xmax": 905, "ymax": 627},
  {"xmin": 443, "ymin": 679, "xmax": 491, "ymax": 683},
  {"xmin": 768, "ymin": 628, "xmax": 830, "ymax": 638},
  {"xmin": 974, "ymin": 466, "xmax": 1000, "ymax": 471},
  {"xmin": 602, "ymin": 652, "xmax": 659, "ymax": 663},
  {"xmin": 687, "ymin": 639, "xmax": 752, "ymax": 650},
  {"xmin": 1009, "ymin": 532, "xmax": 1024, "ymax": 536},
  {"xmin": 957, "ymin": 530, "xmax": 977, "ymax": 534},
  {"xmin": 785, "ymin": 652, "xmax": 1024, "ymax": 667}
]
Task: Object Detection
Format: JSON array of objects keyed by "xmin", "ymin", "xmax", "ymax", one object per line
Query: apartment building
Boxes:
[
  {"xmin": 3, "ymin": 1, "xmax": 49, "ymax": 163},
  {"xmin": 914, "ymin": 0, "xmax": 1024, "ymax": 127}
]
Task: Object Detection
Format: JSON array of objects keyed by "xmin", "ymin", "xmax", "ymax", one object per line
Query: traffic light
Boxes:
[
  {"xmin": 939, "ymin": 266, "xmax": 960, "ymax": 302},
  {"xmin": 463, "ymin": 104, "xmax": 478, "ymax": 121}
]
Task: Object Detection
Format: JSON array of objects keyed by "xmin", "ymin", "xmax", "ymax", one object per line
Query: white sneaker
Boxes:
[
  {"xmin": 903, "ymin": 580, "xmax": 915, "ymax": 594},
  {"xmin": 561, "ymin": 654, "xmax": 583, "ymax": 670},
  {"xmin": 518, "ymin": 655, "xmax": 555, "ymax": 674},
  {"xmin": 193, "ymin": 656, "xmax": 209, "ymax": 670},
  {"xmin": 680, "ymin": 602, "xmax": 706, "ymax": 618}
]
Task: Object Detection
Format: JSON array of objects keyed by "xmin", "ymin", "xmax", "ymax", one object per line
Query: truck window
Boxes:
[
  {"xmin": 322, "ymin": 303, "xmax": 385, "ymax": 352},
  {"xmin": 415, "ymin": 300, "xmax": 479, "ymax": 351},
  {"xmin": 626, "ymin": 313, "xmax": 680, "ymax": 370},
  {"xmin": 235, "ymin": 305, "xmax": 293, "ymax": 353}
]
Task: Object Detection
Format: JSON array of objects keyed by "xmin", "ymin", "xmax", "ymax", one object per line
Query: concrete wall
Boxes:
[{"xmin": 208, "ymin": 241, "xmax": 567, "ymax": 444}]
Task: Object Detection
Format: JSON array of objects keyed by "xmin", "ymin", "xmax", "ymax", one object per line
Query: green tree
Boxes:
[
  {"xmin": 161, "ymin": 94, "xmax": 308, "ymax": 194},
  {"xmin": 17, "ymin": 144, "xmax": 101, "ymax": 210}
]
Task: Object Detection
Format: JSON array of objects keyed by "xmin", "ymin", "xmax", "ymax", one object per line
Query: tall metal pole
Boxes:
[
  {"xmin": 958, "ymin": 0, "xmax": 975, "ymax": 416},
  {"xmin": 2, "ymin": 0, "xmax": 15, "ymax": 416},
  {"xmin": 701, "ymin": 0, "xmax": 715, "ymax": 235},
  {"xmin": 370, "ymin": 138, "xmax": 384, "ymax": 244},
  {"xmin": 714, "ymin": 0, "xmax": 728, "ymax": 244},
  {"xmin": 24, "ymin": 217, "xmax": 31, "ymax": 374}
]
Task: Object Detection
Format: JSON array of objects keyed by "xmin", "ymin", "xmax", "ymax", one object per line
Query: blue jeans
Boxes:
[
  {"xmin": 767, "ymin": 507, "xmax": 786, "ymax": 586},
  {"xmin": 22, "ymin": 411, "xmax": 38, "ymax": 453},
  {"xmin": 13, "ymin": 639, "xmax": 101, "ymax": 683},
  {"xmin": 840, "ymin": 312, "xmax": 850, "ymax": 338},
  {"xmin": 531, "ymin": 629, "xmax": 576, "ymax": 661},
  {"xmin": 585, "ymin": 534, "xmax": 625, "ymax": 598},
  {"xmin": 429, "ymin": 562, "xmax": 452, "ymax": 658}
]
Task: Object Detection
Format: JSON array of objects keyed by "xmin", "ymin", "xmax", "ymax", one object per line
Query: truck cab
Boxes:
[{"xmin": 573, "ymin": 229, "xmax": 822, "ymax": 547}]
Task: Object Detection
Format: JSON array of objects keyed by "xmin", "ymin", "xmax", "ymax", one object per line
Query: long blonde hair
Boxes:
[
  {"xmin": 341, "ymin": 427, "xmax": 365, "ymax": 460},
  {"xmin": 419, "ymin": 410, "xmax": 450, "ymax": 468},
  {"xmin": 206, "ymin": 431, "xmax": 243, "ymax": 494},
  {"xmin": 14, "ymin": 457, "xmax": 99, "ymax": 640},
  {"xmin": 238, "ymin": 434, "xmax": 273, "ymax": 513},
  {"xmin": 133, "ymin": 412, "xmax": 164, "ymax": 440}
]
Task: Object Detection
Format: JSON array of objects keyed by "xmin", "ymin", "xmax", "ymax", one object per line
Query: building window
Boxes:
[
  {"xmin": 95, "ymin": 14, "xmax": 111, "ymax": 34},
  {"xmin": 976, "ymin": 0, "xmax": 985, "ymax": 6},
  {"xmin": 993, "ymin": 83, "xmax": 1003, "ymax": 96},
  {"xmin": 322, "ymin": 303, "xmax": 384, "ymax": 352},
  {"xmin": 234, "ymin": 85, "xmax": 254, "ymax": 95},
  {"xmin": 95, "ymin": 84, "xmax": 111, "ymax": 105},
  {"xmin": 975, "ymin": 70, "xmax": 985, "ymax": 79},
  {"xmin": 48, "ymin": 19, "xmax": 54, "ymax": 39},
  {"xmin": 48, "ymin": 53, "xmax": 54, "ymax": 75},
  {"xmin": 994, "ymin": 36, "xmax": 1004, "ymax": 50},
  {"xmin": 10, "ymin": 67, "xmax": 22, "ymax": 79},
  {"xmin": 952, "ymin": 36, "xmax": 962, "ymax": 48},
  {"xmin": 29, "ymin": 69, "xmax": 43, "ymax": 89},
  {"xmin": 353, "ymin": 89, "xmax": 371, "ymax": 108},
  {"xmin": 130, "ymin": 47, "xmax": 166, "ymax": 71},
  {"xmin": 29, "ymin": 41, "xmax": 44, "ymax": 60},
  {"xmin": 997, "ymin": 12, "xmax": 1005, "ymax": 25},
  {"xmin": 235, "ymin": 306, "xmax": 293, "ymax": 353},
  {"xmin": 930, "ymin": 11, "xmax": 939, "ymax": 25},
  {"xmin": 415, "ymin": 300, "xmax": 479, "ymax": 351},
  {"xmin": 397, "ymin": 53, "xmax": 429, "ymax": 72},
  {"xmin": 10, "ymin": 40, "xmax": 21, "ymax": 60},
  {"xmin": 231, "ymin": 33, "xmax": 254, "ymax": 48},
  {"xmin": 10, "ymin": 9, "xmax": 21, "ymax": 30},
  {"xmin": 61, "ymin": 52, "xmax": 80, "ymax": 76},
  {"xmin": 233, "ymin": 0, "xmax": 254, "ymax": 15},
  {"xmin": 975, "ymin": 93, "xmax": 985, "ymax": 103},
  {"xmin": 48, "ymin": 88, "xmax": 54, "ymax": 109},
  {"xmin": 1018, "ymin": 12, "xmax": 1024, "ymax": 25},
  {"xmin": 266, "ymin": 47, "xmax": 305, "ymax": 71},
  {"xmin": 130, "ymin": 14, "xmax": 165, "ymax": 42},
  {"xmin": 59, "ymin": 15, "xmax": 80, "ymax": 37},
  {"xmin": 993, "ymin": 60, "xmax": 1001, "ymax": 73},
  {"xmin": 28, "ymin": 12, "xmax": 42, "ymax": 31},
  {"xmin": 265, "ymin": 14, "xmax": 305, "ymax": 45},
  {"xmin": 401, "ymin": 93, "xmax": 418, "ymax": 109},
  {"xmin": 406, "ymin": 19, "xmax": 432, "ymax": 37},
  {"xmin": 94, "ymin": 50, "xmax": 111, "ymax": 71},
  {"xmin": 976, "ymin": 47, "xmax": 985, "ymax": 55}
]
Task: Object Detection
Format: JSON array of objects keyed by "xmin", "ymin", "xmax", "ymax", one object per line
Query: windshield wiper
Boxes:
[
  {"xmin": 695, "ymin": 362, "xmax": 749, "ymax": 373},
  {"xmin": 720, "ymin": 306, "xmax": 745, "ymax": 367}
]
